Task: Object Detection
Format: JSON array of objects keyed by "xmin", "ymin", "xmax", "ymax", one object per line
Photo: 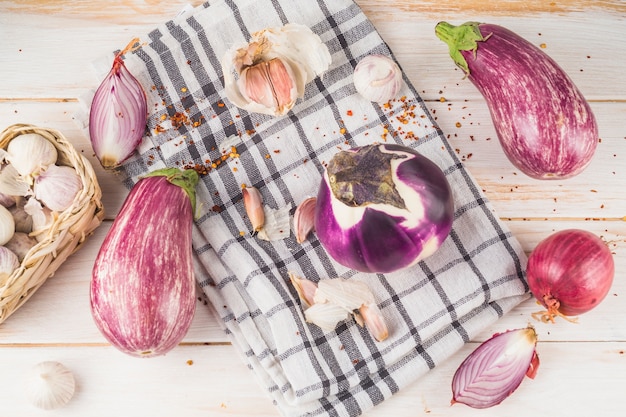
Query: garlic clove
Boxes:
[
  {"xmin": 242, "ymin": 186, "xmax": 265, "ymax": 232},
  {"xmin": 222, "ymin": 23, "xmax": 331, "ymax": 116},
  {"xmin": 288, "ymin": 271, "xmax": 318, "ymax": 308},
  {"xmin": 293, "ymin": 197, "xmax": 316, "ymax": 243},
  {"xmin": 24, "ymin": 361, "xmax": 75, "ymax": 410},
  {"xmin": 353, "ymin": 54, "xmax": 403, "ymax": 104},
  {"xmin": 10, "ymin": 200, "xmax": 33, "ymax": 234},
  {"xmin": 0, "ymin": 204, "xmax": 15, "ymax": 246},
  {"xmin": 358, "ymin": 303, "xmax": 389, "ymax": 342},
  {"xmin": 33, "ymin": 164, "xmax": 83, "ymax": 212},
  {"xmin": 4, "ymin": 133, "xmax": 58, "ymax": 180}
]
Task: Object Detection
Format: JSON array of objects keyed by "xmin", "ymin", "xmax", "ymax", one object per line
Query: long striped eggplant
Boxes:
[
  {"xmin": 90, "ymin": 168, "xmax": 199, "ymax": 358},
  {"xmin": 435, "ymin": 22, "xmax": 598, "ymax": 179}
]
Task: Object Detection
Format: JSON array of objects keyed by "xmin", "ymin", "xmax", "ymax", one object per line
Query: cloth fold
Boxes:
[{"xmin": 83, "ymin": 1, "xmax": 529, "ymax": 415}]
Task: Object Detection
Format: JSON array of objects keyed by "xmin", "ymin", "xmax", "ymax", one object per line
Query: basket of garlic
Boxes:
[{"xmin": 0, "ymin": 123, "xmax": 104, "ymax": 324}]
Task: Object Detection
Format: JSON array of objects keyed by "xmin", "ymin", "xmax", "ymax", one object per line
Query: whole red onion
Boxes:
[{"xmin": 526, "ymin": 229, "xmax": 614, "ymax": 322}]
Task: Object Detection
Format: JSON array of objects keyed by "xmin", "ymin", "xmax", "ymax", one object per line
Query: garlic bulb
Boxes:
[
  {"xmin": 33, "ymin": 165, "xmax": 83, "ymax": 212},
  {"xmin": 24, "ymin": 361, "xmax": 75, "ymax": 410},
  {"xmin": 353, "ymin": 54, "xmax": 403, "ymax": 104},
  {"xmin": 2, "ymin": 133, "xmax": 58, "ymax": 181},
  {"xmin": 5, "ymin": 232, "xmax": 37, "ymax": 262},
  {"xmin": 0, "ymin": 204, "xmax": 15, "ymax": 246},
  {"xmin": 0, "ymin": 246, "xmax": 19, "ymax": 285},
  {"xmin": 10, "ymin": 200, "xmax": 33, "ymax": 234},
  {"xmin": 222, "ymin": 23, "xmax": 331, "ymax": 116}
]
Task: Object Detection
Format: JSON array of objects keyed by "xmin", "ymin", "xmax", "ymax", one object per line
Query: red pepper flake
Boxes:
[
  {"xmin": 217, "ymin": 101, "xmax": 225, "ymax": 107},
  {"xmin": 346, "ymin": 110, "xmax": 353, "ymax": 116},
  {"xmin": 211, "ymin": 205, "xmax": 223, "ymax": 213},
  {"xmin": 340, "ymin": 127, "xmax": 346, "ymax": 135},
  {"xmin": 455, "ymin": 122, "xmax": 462, "ymax": 128},
  {"xmin": 186, "ymin": 360, "xmax": 194, "ymax": 366}
]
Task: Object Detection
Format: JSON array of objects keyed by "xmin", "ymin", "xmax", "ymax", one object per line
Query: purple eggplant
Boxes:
[
  {"xmin": 435, "ymin": 22, "xmax": 598, "ymax": 179},
  {"xmin": 90, "ymin": 168, "xmax": 198, "ymax": 358},
  {"xmin": 314, "ymin": 144, "xmax": 454, "ymax": 274}
]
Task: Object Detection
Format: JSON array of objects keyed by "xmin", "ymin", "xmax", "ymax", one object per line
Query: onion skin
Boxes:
[
  {"xmin": 452, "ymin": 327, "xmax": 539, "ymax": 409},
  {"xmin": 436, "ymin": 22, "xmax": 598, "ymax": 179},
  {"xmin": 90, "ymin": 168, "xmax": 198, "ymax": 358},
  {"xmin": 526, "ymin": 229, "xmax": 614, "ymax": 321},
  {"xmin": 314, "ymin": 144, "xmax": 454, "ymax": 274}
]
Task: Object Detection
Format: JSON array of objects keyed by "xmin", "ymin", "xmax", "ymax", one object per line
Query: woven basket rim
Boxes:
[{"xmin": 0, "ymin": 123, "xmax": 104, "ymax": 324}]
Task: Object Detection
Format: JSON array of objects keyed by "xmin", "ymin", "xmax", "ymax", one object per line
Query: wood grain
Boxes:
[{"xmin": 0, "ymin": 1, "xmax": 624, "ymax": 416}]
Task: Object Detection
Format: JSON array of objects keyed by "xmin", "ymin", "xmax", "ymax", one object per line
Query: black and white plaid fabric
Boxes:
[{"xmin": 86, "ymin": 0, "xmax": 530, "ymax": 415}]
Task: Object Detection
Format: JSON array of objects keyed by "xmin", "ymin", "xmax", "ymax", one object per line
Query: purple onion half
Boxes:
[{"xmin": 314, "ymin": 144, "xmax": 454, "ymax": 274}]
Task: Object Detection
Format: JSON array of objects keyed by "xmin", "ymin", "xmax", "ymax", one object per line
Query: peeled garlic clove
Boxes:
[
  {"xmin": 353, "ymin": 54, "xmax": 403, "ymax": 104},
  {"xmin": 0, "ymin": 204, "xmax": 15, "ymax": 246},
  {"xmin": 242, "ymin": 186, "xmax": 265, "ymax": 232},
  {"xmin": 34, "ymin": 165, "xmax": 83, "ymax": 212},
  {"xmin": 293, "ymin": 197, "xmax": 316, "ymax": 243},
  {"xmin": 24, "ymin": 361, "xmax": 75, "ymax": 410},
  {"xmin": 3, "ymin": 133, "xmax": 58, "ymax": 180},
  {"xmin": 256, "ymin": 204, "xmax": 291, "ymax": 241},
  {"xmin": 222, "ymin": 23, "xmax": 331, "ymax": 116}
]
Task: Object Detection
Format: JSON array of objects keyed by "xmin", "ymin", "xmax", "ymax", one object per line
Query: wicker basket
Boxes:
[{"xmin": 0, "ymin": 124, "xmax": 105, "ymax": 324}]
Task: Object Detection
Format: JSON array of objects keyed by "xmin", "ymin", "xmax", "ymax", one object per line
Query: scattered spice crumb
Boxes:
[{"xmin": 186, "ymin": 359, "xmax": 194, "ymax": 366}]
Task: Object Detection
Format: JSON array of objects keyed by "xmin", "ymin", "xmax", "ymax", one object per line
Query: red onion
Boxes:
[
  {"xmin": 452, "ymin": 327, "xmax": 540, "ymax": 409},
  {"xmin": 526, "ymin": 229, "xmax": 615, "ymax": 323},
  {"xmin": 89, "ymin": 38, "xmax": 147, "ymax": 169}
]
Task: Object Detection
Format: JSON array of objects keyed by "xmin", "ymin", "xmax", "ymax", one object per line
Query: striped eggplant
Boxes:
[
  {"xmin": 90, "ymin": 168, "xmax": 199, "ymax": 358},
  {"xmin": 435, "ymin": 22, "xmax": 598, "ymax": 179}
]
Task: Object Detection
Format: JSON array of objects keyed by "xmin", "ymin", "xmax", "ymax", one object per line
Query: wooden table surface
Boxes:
[{"xmin": 1, "ymin": 1, "xmax": 625, "ymax": 416}]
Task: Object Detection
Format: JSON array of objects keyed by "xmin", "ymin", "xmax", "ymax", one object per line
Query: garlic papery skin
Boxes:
[
  {"xmin": 33, "ymin": 165, "xmax": 83, "ymax": 212},
  {"xmin": 353, "ymin": 54, "xmax": 403, "ymax": 104},
  {"xmin": 0, "ymin": 204, "xmax": 15, "ymax": 246},
  {"xmin": 0, "ymin": 163, "xmax": 31, "ymax": 197},
  {"xmin": 24, "ymin": 198, "xmax": 54, "ymax": 242},
  {"xmin": 222, "ymin": 23, "xmax": 331, "ymax": 116},
  {"xmin": 24, "ymin": 361, "xmax": 75, "ymax": 410},
  {"xmin": 2, "ymin": 133, "xmax": 58, "ymax": 181},
  {"xmin": 0, "ymin": 246, "xmax": 19, "ymax": 285}
]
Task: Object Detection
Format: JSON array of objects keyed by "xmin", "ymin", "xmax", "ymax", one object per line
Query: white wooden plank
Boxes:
[
  {"xmin": 1, "ymin": 5, "xmax": 625, "ymax": 101},
  {"xmin": 0, "ymin": 344, "xmax": 279, "ymax": 417},
  {"xmin": 1, "ymin": 100, "xmax": 625, "ymax": 219},
  {"xmin": 0, "ymin": 341, "xmax": 624, "ymax": 417}
]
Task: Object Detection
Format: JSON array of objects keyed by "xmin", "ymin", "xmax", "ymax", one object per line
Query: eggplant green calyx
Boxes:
[
  {"xmin": 327, "ymin": 145, "xmax": 406, "ymax": 210},
  {"xmin": 143, "ymin": 167, "xmax": 199, "ymax": 215},
  {"xmin": 435, "ymin": 21, "xmax": 490, "ymax": 75}
]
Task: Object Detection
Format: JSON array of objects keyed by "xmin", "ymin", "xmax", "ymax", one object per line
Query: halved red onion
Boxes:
[
  {"xmin": 89, "ymin": 38, "xmax": 147, "ymax": 169},
  {"xmin": 452, "ymin": 327, "xmax": 539, "ymax": 409}
]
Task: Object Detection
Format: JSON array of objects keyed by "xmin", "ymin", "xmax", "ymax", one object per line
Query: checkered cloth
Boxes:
[{"xmin": 84, "ymin": 0, "xmax": 530, "ymax": 415}]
